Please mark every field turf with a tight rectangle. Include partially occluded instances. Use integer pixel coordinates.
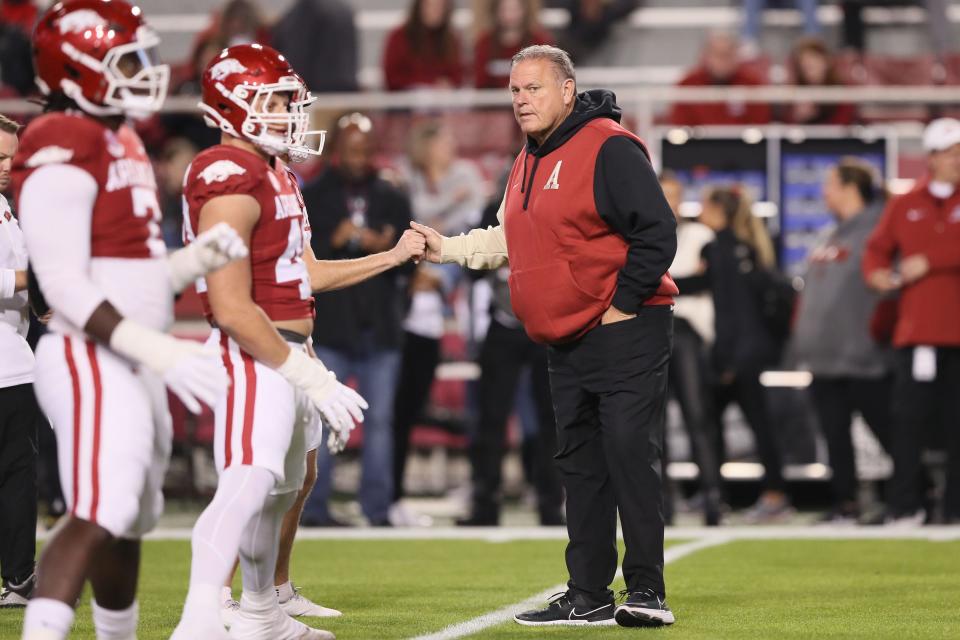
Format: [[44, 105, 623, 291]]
[[1, 536, 957, 639]]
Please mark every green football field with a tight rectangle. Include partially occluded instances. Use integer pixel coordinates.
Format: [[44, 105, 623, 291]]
[[2, 530, 959, 639]]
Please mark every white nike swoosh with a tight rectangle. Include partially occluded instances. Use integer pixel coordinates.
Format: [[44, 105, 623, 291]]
[[569, 604, 611, 619]]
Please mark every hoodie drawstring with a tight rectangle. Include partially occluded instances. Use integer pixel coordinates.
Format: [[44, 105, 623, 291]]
[[522, 155, 540, 211]]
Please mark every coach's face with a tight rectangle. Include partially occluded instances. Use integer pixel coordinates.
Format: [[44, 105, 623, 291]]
[[510, 59, 575, 144], [0, 129, 18, 192]]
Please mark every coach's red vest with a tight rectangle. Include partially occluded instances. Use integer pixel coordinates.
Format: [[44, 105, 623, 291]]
[[504, 117, 676, 345]]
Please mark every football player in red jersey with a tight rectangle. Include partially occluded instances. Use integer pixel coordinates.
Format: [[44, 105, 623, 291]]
[[171, 44, 424, 640], [11, 2, 248, 639]]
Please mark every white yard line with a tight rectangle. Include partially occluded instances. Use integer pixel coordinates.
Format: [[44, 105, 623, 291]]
[[408, 536, 732, 640]]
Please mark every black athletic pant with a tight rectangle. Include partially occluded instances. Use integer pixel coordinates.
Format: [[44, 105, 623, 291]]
[[713, 369, 785, 492], [809, 376, 892, 508], [468, 319, 563, 523], [0, 383, 40, 585], [888, 347, 960, 519], [549, 306, 672, 603], [667, 319, 723, 506], [392, 331, 441, 501]]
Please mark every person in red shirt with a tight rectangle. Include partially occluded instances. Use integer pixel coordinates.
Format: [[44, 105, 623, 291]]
[[669, 32, 771, 126], [473, 0, 552, 89], [863, 118, 960, 525], [782, 37, 856, 126], [382, 0, 463, 90]]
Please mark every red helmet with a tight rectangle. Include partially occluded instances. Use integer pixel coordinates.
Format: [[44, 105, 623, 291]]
[[33, 0, 168, 118], [199, 44, 324, 163]]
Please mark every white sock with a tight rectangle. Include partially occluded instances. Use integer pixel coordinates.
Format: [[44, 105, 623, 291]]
[[92, 599, 138, 640], [237, 490, 295, 594], [22, 597, 74, 640], [178, 465, 274, 629], [220, 586, 233, 606], [276, 581, 294, 604], [240, 585, 278, 616]]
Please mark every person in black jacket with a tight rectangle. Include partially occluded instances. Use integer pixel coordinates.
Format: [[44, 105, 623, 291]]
[[677, 186, 792, 523], [299, 113, 413, 527]]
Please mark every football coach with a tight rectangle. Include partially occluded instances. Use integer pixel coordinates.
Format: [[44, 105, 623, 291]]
[[412, 44, 679, 628]]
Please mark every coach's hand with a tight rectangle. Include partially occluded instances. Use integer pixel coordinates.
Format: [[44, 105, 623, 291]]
[[167, 222, 249, 293], [275, 348, 369, 451], [600, 305, 636, 325], [409, 221, 443, 263], [390, 228, 427, 265], [109, 320, 226, 413]]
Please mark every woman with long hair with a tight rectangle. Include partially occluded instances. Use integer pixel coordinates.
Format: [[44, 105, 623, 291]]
[[678, 185, 792, 523], [784, 36, 856, 125], [473, 0, 552, 88], [383, 0, 464, 90]]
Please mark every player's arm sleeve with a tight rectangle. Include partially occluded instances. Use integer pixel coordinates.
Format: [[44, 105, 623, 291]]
[[0, 269, 18, 299], [595, 135, 678, 312], [440, 192, 509, 270], [18, 164, 105, 329]]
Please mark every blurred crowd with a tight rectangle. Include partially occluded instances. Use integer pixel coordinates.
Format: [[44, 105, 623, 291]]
[[2, 0, 958, 529]]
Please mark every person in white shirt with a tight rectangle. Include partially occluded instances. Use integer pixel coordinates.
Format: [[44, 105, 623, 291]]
[[0, 114, 40, 608]]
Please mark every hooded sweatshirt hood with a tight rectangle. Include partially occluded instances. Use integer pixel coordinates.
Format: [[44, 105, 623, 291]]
[[519, 89, 623, 209]]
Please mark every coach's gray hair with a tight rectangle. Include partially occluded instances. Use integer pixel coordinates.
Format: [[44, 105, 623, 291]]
[[0, 114, 21, 135], [511, 45, 576, 85]]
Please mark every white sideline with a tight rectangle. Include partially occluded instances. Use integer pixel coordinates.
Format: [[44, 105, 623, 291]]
[[408, 537, 732, 640]]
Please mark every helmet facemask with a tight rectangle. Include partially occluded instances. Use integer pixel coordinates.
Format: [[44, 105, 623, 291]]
[[59, 25, 169, 119], [203, 76, 326, 163]]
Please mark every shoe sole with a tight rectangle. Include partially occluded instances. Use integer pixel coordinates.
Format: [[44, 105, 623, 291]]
[[615, 607, 676, 627], [513, 616, 617, 627]]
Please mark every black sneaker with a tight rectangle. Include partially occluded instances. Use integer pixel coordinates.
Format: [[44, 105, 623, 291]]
[[514, 591, 615, 626], [0, 573, 36, 608], [615, 588, 675, 627]]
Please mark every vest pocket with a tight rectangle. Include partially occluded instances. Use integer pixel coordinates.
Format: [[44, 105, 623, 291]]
[[508, 260, 607, 343]]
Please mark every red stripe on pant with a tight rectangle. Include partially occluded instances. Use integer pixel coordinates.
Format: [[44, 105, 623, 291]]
[[220, 332, 236, 468], [240, 352, 257, 465], [63, 337, 81, 517], [85, 341, 103, 523]]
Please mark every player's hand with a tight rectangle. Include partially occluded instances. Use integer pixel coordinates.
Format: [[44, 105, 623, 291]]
[[409, 221, 443, 263], [390, 228, 427, 265], [319, 379, 368, 454], [167, 222, 249, 293], [109, 320, 226, 414], [275, 348, 369, 447], [866, 268, 902, 292]]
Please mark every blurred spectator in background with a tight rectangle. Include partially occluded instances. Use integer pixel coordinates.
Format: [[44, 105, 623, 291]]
[[383, 0, 464, 90], [297, 113, 413, 527], [0, 0, 37, 35], [678, 186, 791, 523], [474, 0, 552, 89], [156, 137, 199, 248], [210, 0, 269, 48], [554, 0, 639, 63], [841, 1, 951, 62], [660, 172, 723, 527], [272, 0, 358, 93], [790, 158, 891, 524], [783, 37, 856, 125], [0, 16, 34, 96], [391, 121, 486, 525], [457, 187, 564, 527], [863, 118, 960, 525], [741, 0, 820, 58], [669, 32, 772, 126]]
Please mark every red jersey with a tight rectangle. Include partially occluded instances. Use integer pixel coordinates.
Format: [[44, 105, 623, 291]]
[[182, 145, 314, 323], [862, 179, 960, 347], [12, 111, 165, 259], [668, 66, 772, 126]]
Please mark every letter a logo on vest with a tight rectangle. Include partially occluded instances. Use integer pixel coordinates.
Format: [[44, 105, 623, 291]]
[[543, 161, 562, 190]]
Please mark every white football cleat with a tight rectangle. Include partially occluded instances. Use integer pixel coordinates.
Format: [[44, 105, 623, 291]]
[[169, 621, 231, 640], [221, 597, 243, 629], [229, 605, 335, 640], [279, 585, 342, 618]]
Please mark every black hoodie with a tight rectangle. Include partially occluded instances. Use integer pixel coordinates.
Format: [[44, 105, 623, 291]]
[[516, 89, 677, 314]]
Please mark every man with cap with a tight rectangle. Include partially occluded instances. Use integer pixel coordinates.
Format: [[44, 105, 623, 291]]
[[863, 118, 960, 524]]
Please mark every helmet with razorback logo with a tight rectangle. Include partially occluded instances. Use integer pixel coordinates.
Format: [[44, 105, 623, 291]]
[[199, 43, 325, 163], [32, 0, 169, 118]]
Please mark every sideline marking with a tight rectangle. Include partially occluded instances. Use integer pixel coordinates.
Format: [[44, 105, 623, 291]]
[[408, 536, 732, 640]]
